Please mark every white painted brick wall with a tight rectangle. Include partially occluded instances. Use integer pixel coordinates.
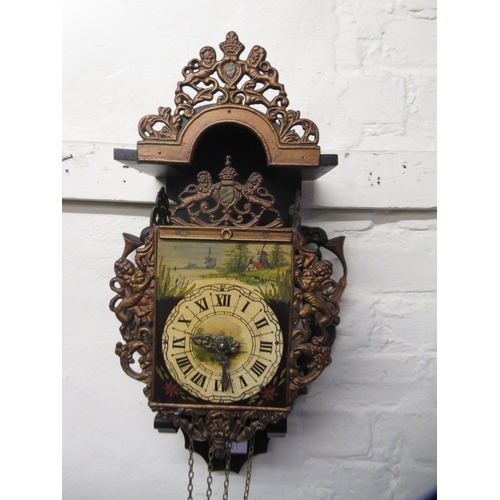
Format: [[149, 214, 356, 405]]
[[62, 1, 436, 499]]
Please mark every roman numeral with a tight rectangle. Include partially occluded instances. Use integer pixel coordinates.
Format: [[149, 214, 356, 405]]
[[214, 379, 233, 392], [194, 297, 208, 312], [191, 372, 207, 389], [177, 314, 191, 325], [172, 336, 186, 349], [250, 360, 267, 378], [259, 341, 273, 354], [254, 316, 269, 329], [175, 355, 194, 375], [238, 375, 248, 388], [216, 294, 231, 307], [241, 300, 250, 313]]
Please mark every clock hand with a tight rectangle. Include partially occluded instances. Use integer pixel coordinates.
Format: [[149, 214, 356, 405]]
[[192, 334, 240, 391], [218, 352, 230, 392], [214, 336, 240, 391]]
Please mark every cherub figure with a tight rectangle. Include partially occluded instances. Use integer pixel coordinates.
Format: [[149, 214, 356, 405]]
[[295, 260, 335, 344], [130, 286, 154, 342], [110, 257, 154, 341]]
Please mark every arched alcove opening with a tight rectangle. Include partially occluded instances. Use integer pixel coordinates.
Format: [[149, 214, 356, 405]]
[[191, 123, 268, 176], [165, 123, 301, 224]]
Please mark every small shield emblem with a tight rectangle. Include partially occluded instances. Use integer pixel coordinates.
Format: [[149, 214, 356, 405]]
[[223, 63, 236, 78], [220, 187, 235, 205]]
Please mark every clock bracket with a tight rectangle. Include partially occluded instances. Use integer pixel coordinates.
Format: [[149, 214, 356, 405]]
[[154, 413, 288, 473]]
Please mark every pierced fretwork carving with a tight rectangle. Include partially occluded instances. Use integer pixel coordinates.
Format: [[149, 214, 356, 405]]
[[138, 31, 318, 146], [171, 156, 283, 228]]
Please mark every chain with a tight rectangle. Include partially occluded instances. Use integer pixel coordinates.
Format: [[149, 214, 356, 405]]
[[187, 437, 194, 500], [206, 443, 214, 499], [188, 439, 253, 500], [243, 437, 255, 500], [222, 442, 232, 500]]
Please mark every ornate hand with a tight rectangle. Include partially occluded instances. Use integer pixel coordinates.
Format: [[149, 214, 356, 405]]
[[192, 334, 240, 391]]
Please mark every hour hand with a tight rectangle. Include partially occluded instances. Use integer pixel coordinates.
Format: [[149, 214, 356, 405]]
[[218, 352, 230, 392], [192, 334, 240, 391]]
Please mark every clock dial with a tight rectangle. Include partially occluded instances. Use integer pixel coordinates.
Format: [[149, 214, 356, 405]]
[[163, 283, 283, 403]]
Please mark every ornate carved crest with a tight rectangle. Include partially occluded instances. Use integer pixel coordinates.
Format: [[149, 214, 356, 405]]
[[138, 31, 318, 146], [171, 156, 283, 228]]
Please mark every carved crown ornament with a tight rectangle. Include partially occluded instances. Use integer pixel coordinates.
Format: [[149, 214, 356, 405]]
[[136, 31, 321, 167]]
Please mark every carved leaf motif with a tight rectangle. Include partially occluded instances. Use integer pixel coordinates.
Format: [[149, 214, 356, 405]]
[[273, 109, 319, 144], [137, 107, 181, 140], [175, 78, 220, 114]]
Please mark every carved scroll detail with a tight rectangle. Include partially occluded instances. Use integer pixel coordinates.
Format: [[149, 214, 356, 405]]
[[138, 31, 318, 145], [289, 230, 347, 402], [109, 230, 155, 397]]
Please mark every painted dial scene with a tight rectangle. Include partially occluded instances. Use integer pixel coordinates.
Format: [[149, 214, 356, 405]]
[[154, 233, 293, 406]]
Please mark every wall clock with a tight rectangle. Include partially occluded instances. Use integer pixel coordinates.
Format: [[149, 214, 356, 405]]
[[110, 32, 347, 498]]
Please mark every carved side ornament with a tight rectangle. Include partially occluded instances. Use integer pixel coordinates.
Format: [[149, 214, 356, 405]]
[[109, 230, 155, 397], [289, 229, 347, 402]]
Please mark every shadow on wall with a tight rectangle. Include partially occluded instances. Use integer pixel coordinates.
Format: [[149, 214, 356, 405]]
[[420, 490, 437, 500]]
